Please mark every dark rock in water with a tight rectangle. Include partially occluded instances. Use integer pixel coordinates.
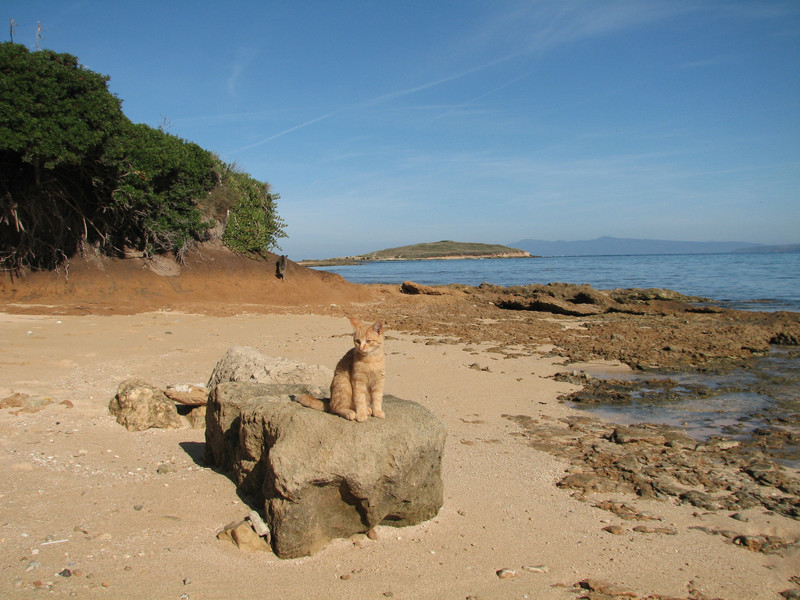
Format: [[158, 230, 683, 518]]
[[771, 332, 799, 345], [401, 281, 444, 295], [205, 381, 446, 558]]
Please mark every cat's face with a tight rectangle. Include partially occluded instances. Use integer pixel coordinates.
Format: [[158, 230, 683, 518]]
[[351, 319, 383, 355]]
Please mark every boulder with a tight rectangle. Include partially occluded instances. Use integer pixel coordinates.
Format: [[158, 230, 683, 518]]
[[204, 381, 446, 558], [207, 346, 332, 391], [109, 379, 183, 431]]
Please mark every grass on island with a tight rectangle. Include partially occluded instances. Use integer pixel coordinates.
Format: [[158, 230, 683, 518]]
[[300, 240, 530, 266]]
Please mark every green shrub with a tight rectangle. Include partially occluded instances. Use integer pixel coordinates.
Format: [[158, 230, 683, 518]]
[[0, 42, 287, 273], [107, 123, 217, 259], [0, 42, 126, 271], [219, 162, 287, 257]]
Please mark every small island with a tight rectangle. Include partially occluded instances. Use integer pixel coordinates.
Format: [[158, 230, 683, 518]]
[[298, 240, 533, 266]]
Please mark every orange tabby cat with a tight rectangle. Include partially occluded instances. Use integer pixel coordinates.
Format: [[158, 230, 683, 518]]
[[294, 317, 385, 422]]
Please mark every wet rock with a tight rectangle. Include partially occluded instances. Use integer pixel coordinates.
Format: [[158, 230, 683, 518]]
[[504, 297, 605, 316], [771, 332, 799, 345], [611, 426, 667, 446], [400, 281, 444, 295], [696, 438, 740, 452], [609, 287, 712, 304], [504, 412, 800, 519]]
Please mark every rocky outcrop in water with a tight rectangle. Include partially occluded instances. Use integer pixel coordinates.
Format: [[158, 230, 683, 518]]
[[485, 282, 714, 317]]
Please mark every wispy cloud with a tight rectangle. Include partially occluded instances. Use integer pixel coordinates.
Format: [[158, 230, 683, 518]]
[[227, 57, 511, 154], [226, 44, 259, 99], [680, 56, 729, 69], [227, 2, 761, 157], [461, 1, 694, 61], [230, 108, 348, 153]]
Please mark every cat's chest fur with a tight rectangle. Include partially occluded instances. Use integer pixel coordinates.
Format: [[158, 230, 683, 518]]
[[347, 348, 384, 382]]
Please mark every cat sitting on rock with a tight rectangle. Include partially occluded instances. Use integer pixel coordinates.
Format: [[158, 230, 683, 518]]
[[295, 318, 385, 422]]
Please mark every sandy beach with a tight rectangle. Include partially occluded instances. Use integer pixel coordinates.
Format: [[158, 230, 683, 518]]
[[1, 253, 799, 599]]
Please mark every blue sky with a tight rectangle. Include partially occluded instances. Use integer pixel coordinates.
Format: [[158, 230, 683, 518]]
[[7, 1, 800, 259]]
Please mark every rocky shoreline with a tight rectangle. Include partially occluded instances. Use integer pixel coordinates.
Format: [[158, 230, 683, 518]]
[[378, 281, 800, 369]]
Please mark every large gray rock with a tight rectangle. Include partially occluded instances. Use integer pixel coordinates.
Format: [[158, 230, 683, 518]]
[[109, 379, 183, 431], [204, 381, 446, 558], [206, 346, 332, 391]]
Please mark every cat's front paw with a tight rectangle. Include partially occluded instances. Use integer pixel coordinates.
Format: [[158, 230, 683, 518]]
[[355, 409, 370, 422], [372, 408, 385, 419]]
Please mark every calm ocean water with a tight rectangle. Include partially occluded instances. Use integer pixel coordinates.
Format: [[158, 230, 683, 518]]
[[314, 253, 800, 312]]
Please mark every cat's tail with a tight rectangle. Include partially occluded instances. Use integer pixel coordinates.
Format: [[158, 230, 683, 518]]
[[292, 394, 329, 412]]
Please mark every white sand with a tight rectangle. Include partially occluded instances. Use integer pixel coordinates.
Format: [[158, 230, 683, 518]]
[[1, 311, 797, 599]]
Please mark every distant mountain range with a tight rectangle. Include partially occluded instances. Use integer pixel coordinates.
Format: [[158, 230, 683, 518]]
[[510, 236, 800, 256]]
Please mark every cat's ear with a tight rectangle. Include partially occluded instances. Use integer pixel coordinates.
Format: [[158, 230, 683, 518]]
[[372, 321, 383, 334], [349, 316, 360, 329]]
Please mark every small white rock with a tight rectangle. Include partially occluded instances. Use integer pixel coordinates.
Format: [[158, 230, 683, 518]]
[[522, 565, 549, 573], [247, 510, 270, 538], [496, 568, 517, 579]]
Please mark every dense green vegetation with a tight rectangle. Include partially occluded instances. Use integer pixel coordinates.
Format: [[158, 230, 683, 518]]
[[0, 42, 285, 274]]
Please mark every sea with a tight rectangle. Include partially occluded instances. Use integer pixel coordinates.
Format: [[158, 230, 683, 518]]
[[315, 252, 800, 461], [312, 252, 800, 312]]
